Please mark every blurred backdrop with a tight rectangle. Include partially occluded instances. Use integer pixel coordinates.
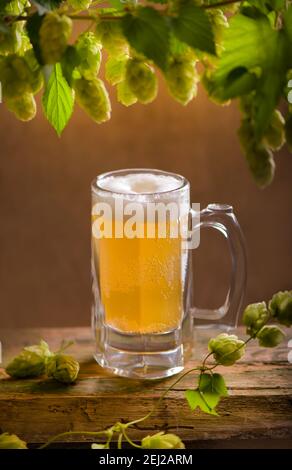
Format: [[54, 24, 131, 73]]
[[1, 79, 292, 328]]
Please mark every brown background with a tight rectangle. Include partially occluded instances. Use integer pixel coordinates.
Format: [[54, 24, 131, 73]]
[[1, 79, 291, 328]]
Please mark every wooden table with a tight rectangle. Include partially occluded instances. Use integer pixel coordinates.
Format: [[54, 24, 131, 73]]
[[0, 327, 292, 448]]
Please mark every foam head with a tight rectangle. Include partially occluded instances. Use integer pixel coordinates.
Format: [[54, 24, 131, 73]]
[[97, 172, 182, 194]]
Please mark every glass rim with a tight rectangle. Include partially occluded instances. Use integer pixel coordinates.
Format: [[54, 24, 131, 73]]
[[91, 168, 189, 197]]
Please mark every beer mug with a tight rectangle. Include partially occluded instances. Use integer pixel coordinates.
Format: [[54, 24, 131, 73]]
[[91, 169, 246, 379]]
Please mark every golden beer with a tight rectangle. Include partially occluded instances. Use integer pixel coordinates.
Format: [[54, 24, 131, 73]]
[[92, 220, 183, 334]]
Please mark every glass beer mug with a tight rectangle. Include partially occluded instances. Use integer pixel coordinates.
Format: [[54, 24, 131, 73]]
[[91, 169, 246, 379]]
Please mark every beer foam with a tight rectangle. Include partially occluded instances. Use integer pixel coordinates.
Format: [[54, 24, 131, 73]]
[[98, 173, 182, 195]]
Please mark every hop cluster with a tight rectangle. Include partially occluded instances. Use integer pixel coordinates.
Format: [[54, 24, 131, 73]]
[[141, 432, 185, 449], [46, 354, 80, 384], [208, 333, 245, 366], [165, 56, 198, 105], [39, 13, 72, 64], [6, 340, 51, 378], [269, 291, 292, 327], [95, 20, 128, 55], [125, 59, 158, 104], [243, 301, 270, 337], [74, 77, 111, 123], [75, 32, 102, 80], [0, 432, 27, 449]]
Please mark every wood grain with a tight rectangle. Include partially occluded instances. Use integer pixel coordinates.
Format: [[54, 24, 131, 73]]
[[0, 327, 292, 448]]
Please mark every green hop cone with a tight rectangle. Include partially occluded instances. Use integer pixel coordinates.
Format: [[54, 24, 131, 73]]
[[0, 23, 22, 55], [0, 54, 43, 98], [6, 340, 51, 378], [141, 432, 185, 449], [74, 77, 111, 123], [269, 291, 292, 327], [238, 120, 275, 188], [46, 354, 79, 384], [285, 114, 292, 152], [76, 32, 102, 80], [95, 19, 128, 55], [105, 54, 128, 86], [117, 80, 137, 107], [257, 325, 286, 348], [208, 333, 245, 366], [0, 432, 27, 449], [68, 0, 92, 9], [0, 0, 29, 15], [39, 13, 72, 64], [263, 110, 285, 151], [243, 301, 270, 337], [125, 59, 158, 104], [6, 93, 36, 121], [165, 57, 198, 105]]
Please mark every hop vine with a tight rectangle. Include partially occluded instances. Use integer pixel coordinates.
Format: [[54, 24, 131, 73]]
[[0, 0, 292, 186]]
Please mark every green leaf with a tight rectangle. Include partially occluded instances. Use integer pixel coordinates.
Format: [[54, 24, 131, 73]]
[[199, 373, 228, 397], [185, 389, 219, 416], [42, 63, 74, 136], [171, 1, 216, 56], [121, 7, 170, 70], [209, 12, 287, 136]]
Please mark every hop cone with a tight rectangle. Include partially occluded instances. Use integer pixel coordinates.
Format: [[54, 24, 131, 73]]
[[257, 325, 285, 348], [6, 340, 51, 378], [269, 291, 292, 327], [141, 432, 185, 449], [76, 32, 102, 79], [165, 57, 198, 105], [0, 432, 27, 449], [47, 354, 79, 384], [6, 93, 36, 121], [243, 301, 270, 337], [263, 110, 285, 151], [208, 333, 245, 366], [95, 20, 128, 54], [125, 59, 158, 104], [39, 13, 72, 64], [74, 77, 111, 123]]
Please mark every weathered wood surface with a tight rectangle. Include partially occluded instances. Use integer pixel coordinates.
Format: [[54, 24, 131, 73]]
[[0, 327, 292, 448]]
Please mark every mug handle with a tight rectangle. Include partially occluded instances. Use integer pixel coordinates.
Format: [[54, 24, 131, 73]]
[[190, 204, 247, 329]]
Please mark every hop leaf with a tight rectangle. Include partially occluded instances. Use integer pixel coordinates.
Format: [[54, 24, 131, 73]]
[[0, 432, 27, 449], [269, 291, 292, 327], [6, 93, 36, 121], [243, 301, 270, 337], [74, 77, 111, 123], [141, 432, 185, 449], [46, 354, 80, 384], [125, 59, 158, 104], [208, 333, 245, 366], [257, 325, 286, 348], [6, 340, 51, 378], [165, 56, 198, 105], [95, 19, 128, 55], [39, 13, 72, 64], [263, 110, 285, 151], [76, 32, 102, 80]]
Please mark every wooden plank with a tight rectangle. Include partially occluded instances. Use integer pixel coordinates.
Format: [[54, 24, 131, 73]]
[[0, 327, 291, 446]]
